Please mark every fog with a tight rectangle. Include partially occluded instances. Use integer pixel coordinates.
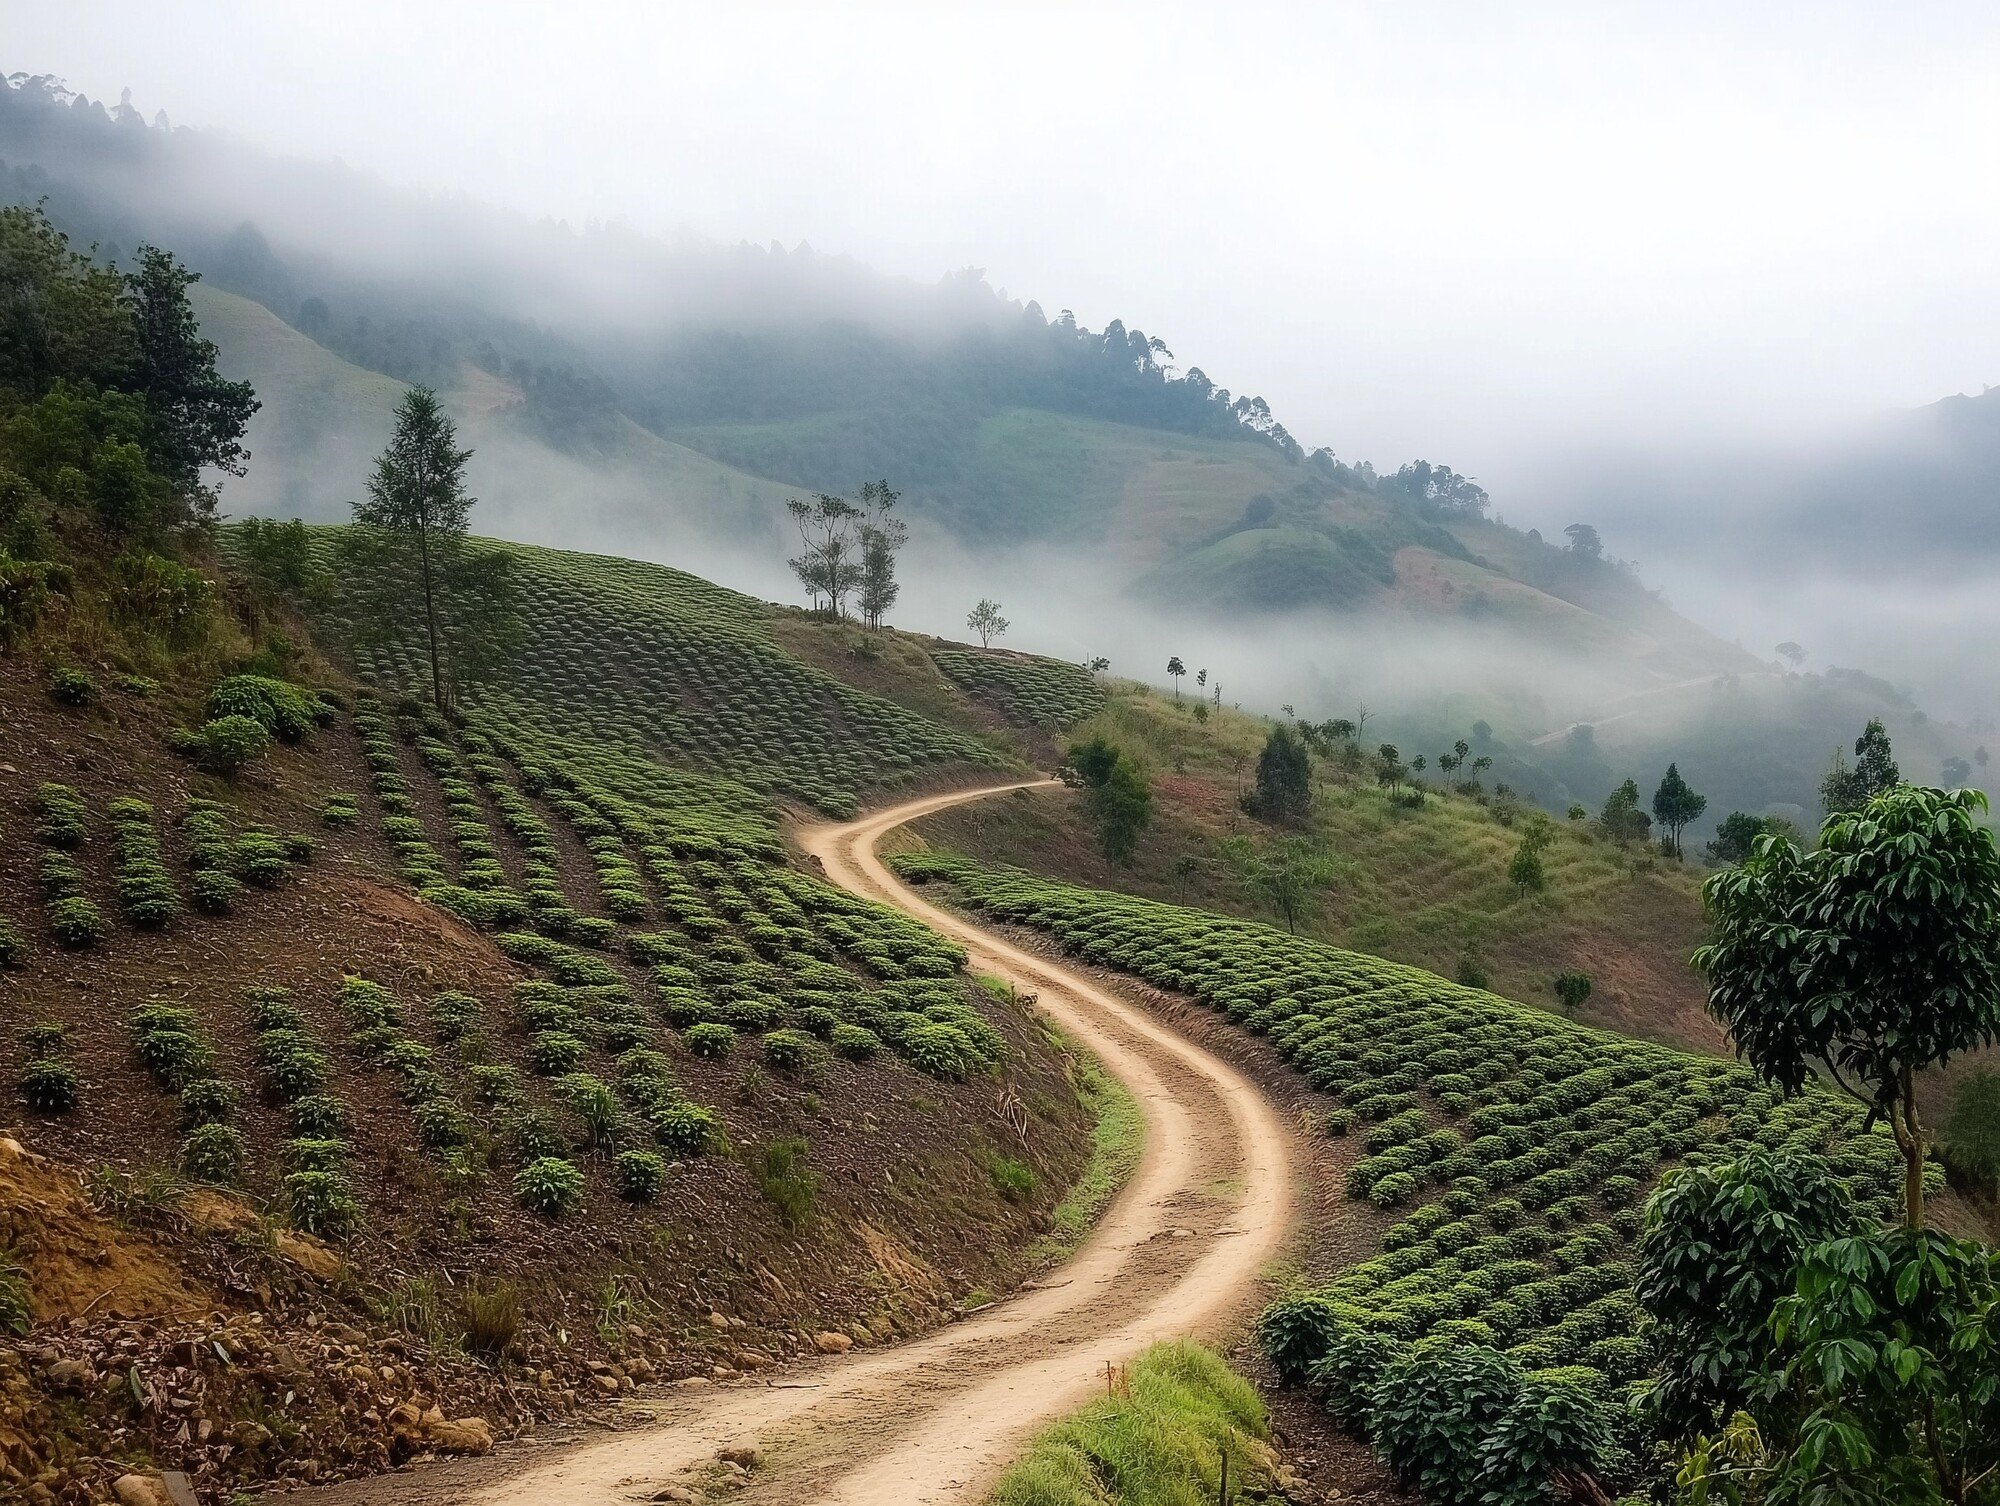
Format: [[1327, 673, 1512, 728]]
[[18, 2, 2000, 464], [11, 2, 2000, 756]]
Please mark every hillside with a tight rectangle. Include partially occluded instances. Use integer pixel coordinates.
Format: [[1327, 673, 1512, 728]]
[[902, 680, 1719, 1053], [0, 382, 1115, 1506]]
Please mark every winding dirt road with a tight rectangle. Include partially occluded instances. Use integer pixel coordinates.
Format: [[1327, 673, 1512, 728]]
[[327, 778, 1298, 1505]]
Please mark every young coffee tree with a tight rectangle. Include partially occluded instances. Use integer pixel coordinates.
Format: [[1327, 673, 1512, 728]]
[[1694, 785, 2000, 1227]]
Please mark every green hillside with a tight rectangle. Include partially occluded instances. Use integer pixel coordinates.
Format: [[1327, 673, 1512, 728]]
[[196, 284, 799, 549]]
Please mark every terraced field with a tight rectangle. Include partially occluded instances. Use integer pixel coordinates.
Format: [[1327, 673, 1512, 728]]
[[889, 855, 1911, 1401], [929, 649, 1107, 731]]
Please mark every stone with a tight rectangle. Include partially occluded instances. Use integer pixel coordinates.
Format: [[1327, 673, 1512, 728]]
[[718, 1445, 762, 1469], [648, 1488, 697, 1503], [706, 1311, 731, 1329], [810, 1331, 852, 1355], [730, 1350, 773, 1371], [589, 1373, 621, 1394], [43, 1359, 91, 1392], [426, 1417, 493, 1455], [111, 1476, 173, 1506]]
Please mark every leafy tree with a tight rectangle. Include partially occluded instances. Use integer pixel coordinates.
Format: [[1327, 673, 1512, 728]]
[[1244, 724, 1313, 824], [1940, 1066, 2000, 1197], [1694, 785, 2000, 1227], [1651, 762, 1707, 857], [1374, 743, 1406, 793], [1066, 735, 1151, 863], [1087, 655, 1109, 674], [1551, 969, 1591, 1012], [786, 493, 862, 618], [1705, 811, 1793, 866], [1775, 641, 1805, 669], [1563, 523, 1603, 560], [1942, 755, 1974, 787], [1765, 1228, 2000, 1504], [855, 478, 906, 629], [235, 516, 324, 604], [967, 597, 1008, 648], [345, 386, 514, 711], [1508, 818, 1553, 897], [125, 245, 259, 495], [1597, 779, 1652, 845], [1819, 717, 1900, 815], [1224, 836, 1334, 934], [1635, 1149, 1863, 1445], [1166, 655, 1185, 701]]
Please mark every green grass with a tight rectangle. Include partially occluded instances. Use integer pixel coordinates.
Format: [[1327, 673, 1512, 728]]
[[1031, 1027, 1145, 1266], [988, 1340, 1271, 1506]]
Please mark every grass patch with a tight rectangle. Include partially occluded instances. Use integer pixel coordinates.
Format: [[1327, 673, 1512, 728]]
[[988, 1340, 1271, 1506], [1031, 1027, 1144, 1267], [749, 1136, 820, 1229]]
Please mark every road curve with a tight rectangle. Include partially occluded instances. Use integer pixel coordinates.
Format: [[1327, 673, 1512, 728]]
[[326, 778, 1298, 1506]]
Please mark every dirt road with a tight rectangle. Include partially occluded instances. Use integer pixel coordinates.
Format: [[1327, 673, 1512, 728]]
[[324, 778, 1298, 1505]]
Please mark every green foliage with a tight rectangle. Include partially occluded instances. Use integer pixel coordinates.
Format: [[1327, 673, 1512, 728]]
[[984, 1153, 1038, 1203], [1597, 778, 1652, 845], [0, 915, 27, 968], [0, 1253, 28, 1336], [1696, 785, 2000, 1226], [932, 649, 1104, 729], [683, 1022, 737, 1059], [988, 1341, 1270, 1506], [1067, 734, 1153, 864], [205, 674, 326, 742], [613, 1148, 668, 1203], [19, 1057, 81, 1115], [1940, 1067, 2000, 1196], [1551, 969, 1592, 1013], [1224, 835, 1335, 934], [47, 665, 97, 706], [760, 1027, 825, 1075], [1706, 810, 1792, 866], [32, 783, 88, 849], [1819, 717, 1900, 816], [513, 1156, 585, 1218], [175, 713, 272, 775], [285, 1169, 361, 1237], [180, 1122, 248, 1184], [109, 798, 179, 929], [749, 1136, 819, 1229], [46, 896, 104, 949], [1634, 1149, 1863, 1444], [1764, 1228, 2000, 1504], [1651, 763, 1708, 857], [1245, 723, 1314, 824], [649, 1101, 717, 1158]]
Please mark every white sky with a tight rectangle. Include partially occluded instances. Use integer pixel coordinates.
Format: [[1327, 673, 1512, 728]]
[[14, 0, 2000, 494]]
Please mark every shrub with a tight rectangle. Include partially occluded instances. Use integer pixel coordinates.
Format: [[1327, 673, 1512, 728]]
[[0, 916, 25, 968], [286, 1094, 350, 1138], [553, 1073, 621, 1148], [614, 1149, 667, 1203], [320, 794, 361, 828], [514, 1156, 586, 1217], [829, 1023, 880, 1060], [527, 1030, 586, 1075], [650, 1101, 717, 1158], [749, 1136, 819, 1229], [44, 894, 103, 949], [1552, 970, 1593, 1013], [901, 1021, 977, 1079], [429, 990, 482, 1042], [683, 1022, 737, 1059], [32, 784, 88, 849], [468, 1064, 523, 1104], [985, 1153, 1038, 1202], [413, 1099, 473, 1150], [205, 675, 323, 742], [1367, 1343, 1523, 1505], [761, 1028, 824, 1074], [20, 1058, 80, 1115], [178, 1077, 240, 1127], [183, 715, 271, 775], [48, 666, 97, 706], [285, 1170, 361, 1236], [190, 869, 240, 914], [508, 1111, 569, 1162], [181, 1123, 248, 1184]]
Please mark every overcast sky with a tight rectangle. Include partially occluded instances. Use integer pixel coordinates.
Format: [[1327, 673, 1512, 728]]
[[13, 1, 2000, 496]]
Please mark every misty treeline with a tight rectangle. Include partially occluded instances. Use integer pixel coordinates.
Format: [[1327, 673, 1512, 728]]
[[0, 70, 1543, 549]]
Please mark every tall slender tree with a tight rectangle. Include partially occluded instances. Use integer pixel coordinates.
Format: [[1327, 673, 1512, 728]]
[[855, 479, 906, 630], [1651, 763, 1707, 857], [347, 386, 513, 711]]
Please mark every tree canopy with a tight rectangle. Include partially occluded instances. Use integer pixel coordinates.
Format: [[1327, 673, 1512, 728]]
[[1694, 784, 2000, 1226]]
